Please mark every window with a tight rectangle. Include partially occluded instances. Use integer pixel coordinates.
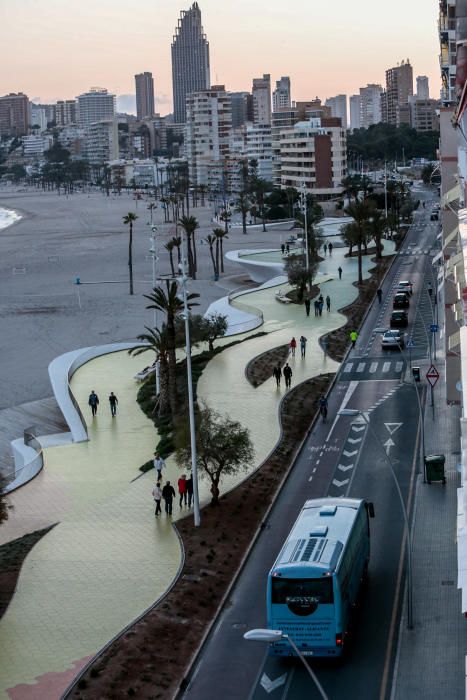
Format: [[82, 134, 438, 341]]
[[272, 577, 334, 605]]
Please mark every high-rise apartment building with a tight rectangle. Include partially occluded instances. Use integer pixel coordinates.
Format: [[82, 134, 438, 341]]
[[135, 72, 155, 120], [171, 2, 210, 124], [272, 77, 291, 111], [359, 84, 383, 128], [349, 95, 361, 131], [76, 88, 116, 128], [409, 98, 440, 131], [252, 74, 272, 126], [416, 75, 430, 99], [85, 119, 119, 165], [439, 0, 457, 104], [0, 93, 29, 137], [325, 95, 347, 130], [384, 60, 413, 125], [56, 100, 77, 126], [30, 105, 48, 132], [229, 92, 253, 129]]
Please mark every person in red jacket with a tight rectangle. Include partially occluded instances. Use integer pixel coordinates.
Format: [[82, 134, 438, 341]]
[[290, 337, 297, 357], [178, 474, 188, 507]]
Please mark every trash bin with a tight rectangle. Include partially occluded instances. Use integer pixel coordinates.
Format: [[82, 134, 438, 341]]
[[424, 454, 446, 485]]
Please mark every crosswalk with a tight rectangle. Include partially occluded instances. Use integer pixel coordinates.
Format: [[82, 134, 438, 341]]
[[341, 357, 405, 381], [398, 248, 438, 257]]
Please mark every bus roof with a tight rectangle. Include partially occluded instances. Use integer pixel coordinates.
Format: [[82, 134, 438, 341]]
[[271, 498, 364, 575]]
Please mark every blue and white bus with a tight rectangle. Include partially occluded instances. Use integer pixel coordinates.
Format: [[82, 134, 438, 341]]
[[267, 497, 374, 657]]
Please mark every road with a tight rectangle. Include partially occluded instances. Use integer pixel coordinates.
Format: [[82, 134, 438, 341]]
[[181, 185, 440, 700]]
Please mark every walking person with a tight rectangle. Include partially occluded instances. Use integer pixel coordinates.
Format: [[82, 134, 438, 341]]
[[162, 480, 176, 515], [153, 451, 165, 481], [281, 243, 285, 255], [304, 298, 311, 317], [318, 301, 323, 316], [323, 243, 328, 255], [178, 474, 188, 507], [314, 300, 319, 316], [290, 337, 297, 357], [88, 390, 99, 417], [286, 242, 290, 254], [350, 330, 358, 348], [326, 295, 331, 312], [283, 363, 293, 389], [328, 242, 333, 254], [186, 472, 193, 508], [108, 391, 118, 416], [338, 266, 343, 280], [152, 482, 162, 517], [272, 363, 282, 387], [300, 335, 307, 358], [318, 395, 328, 422], [377, 288, 383, 304]]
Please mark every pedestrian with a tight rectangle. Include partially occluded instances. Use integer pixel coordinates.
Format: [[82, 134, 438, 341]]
[[338, 266, 343, 280], [88, 390, 99, 417], [326, 295, 331, 312], [108, 391, 118, 416], [318, 294, 324, 305], [272, 363, 282, 387], [304, 298, 311, 317], [186, 472, 193, 508], [286, 242, 290, 254], [427, 283, 433, 298], [153, 451, 165, 481], [350, 330, 358, 348], [283, 363, 293, 388], [152, 481, 162, 517], [178, 474, 188, 507], [281, 243, 285, 255], [314, 300, 319, 316], [318, 301, 323, 316], [162, 480, 176, 515], [290, 337, 297, 357], [377, 288, 383, 304], [300, 335, 307, 357], [323, 243, 328, 255], [328, 242, 333, 254]]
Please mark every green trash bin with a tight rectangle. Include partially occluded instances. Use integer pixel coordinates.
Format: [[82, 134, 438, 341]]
[[424, 454, 446, 485]]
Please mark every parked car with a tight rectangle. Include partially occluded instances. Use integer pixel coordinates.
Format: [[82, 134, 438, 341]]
[[397, 280, 413, 296], [390, 310, 408, 328], [393, 293, 410, 309], [382, 329, 405, 349]]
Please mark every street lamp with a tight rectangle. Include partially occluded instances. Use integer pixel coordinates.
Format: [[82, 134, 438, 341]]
[[338, 409, 413, 629], [244, 629, 329, 700], [149, 225, 160, 395], [300, 181, 310, 285]]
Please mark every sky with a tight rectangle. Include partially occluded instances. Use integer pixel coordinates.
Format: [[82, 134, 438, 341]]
[[0, 0, 441, 114]]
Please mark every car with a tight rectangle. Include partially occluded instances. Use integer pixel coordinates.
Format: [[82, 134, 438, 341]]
[[390, 310, 408, 328], [393, 293, 410, 309], [397, 280, 413, 295], [382, 329, 405, 349]]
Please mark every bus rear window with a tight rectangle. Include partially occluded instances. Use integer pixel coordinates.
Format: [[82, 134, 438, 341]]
[[272, 577, 334, 605]]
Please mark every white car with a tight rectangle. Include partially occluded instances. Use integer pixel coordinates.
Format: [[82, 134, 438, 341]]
[[397, 280, 413, 295], [381, 329, 405, 349]]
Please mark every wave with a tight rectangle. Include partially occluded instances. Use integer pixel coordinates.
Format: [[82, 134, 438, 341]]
[[0, 207, 22, 230]]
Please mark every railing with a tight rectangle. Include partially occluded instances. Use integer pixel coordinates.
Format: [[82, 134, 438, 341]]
[[3, 427, 44, 493], [227, 286, 264, 332]]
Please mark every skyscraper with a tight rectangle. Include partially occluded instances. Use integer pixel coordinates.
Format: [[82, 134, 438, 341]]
[[359, 84, 383, 128], [171, 3, 210, 124], [349, 95, 361, 131], [325, 95, 347, 130], [76, 88, 116, 128], [252, 74, 271, 126], [384, 60, 413, 125], [272, 77, 291, 111], [416, 75, 430, 99], [135, 72, 155, 120], [0, 93, 29, 137]]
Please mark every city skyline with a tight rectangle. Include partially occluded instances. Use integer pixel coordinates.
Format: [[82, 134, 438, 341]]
[[0, 0, 439, 114]]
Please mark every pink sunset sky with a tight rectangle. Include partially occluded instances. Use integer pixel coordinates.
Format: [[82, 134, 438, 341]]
[[0, 0, 440, 113]]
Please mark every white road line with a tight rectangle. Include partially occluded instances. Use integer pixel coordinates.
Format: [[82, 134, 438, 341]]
[[343, 449, 358, 457], [338, 463, 354, 472], [332, 478, 350, 488], [343, 362, 353, 373], [369, 362, 378, 373], [395, 362, 403, 372], [357, 362, 366, 373], [382, 361, 391, 373]]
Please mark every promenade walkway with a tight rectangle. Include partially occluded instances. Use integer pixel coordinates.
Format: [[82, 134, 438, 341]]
[[0, 241, 393, 699]]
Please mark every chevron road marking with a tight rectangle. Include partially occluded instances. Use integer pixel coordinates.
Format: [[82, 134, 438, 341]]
[[348, 437, 362, 444], [332, 478, 350, 488], [260, 673, 288, 693], [338, 463, 354, 472], [351, 425, 366, 432], [343, 449, 358, 457]]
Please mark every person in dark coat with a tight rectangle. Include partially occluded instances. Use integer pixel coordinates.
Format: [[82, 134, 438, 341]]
[[272, 363, 282, 387], [186, 473, 193, 508], [162, 480, 176, 515], [88, 390, 99, 417], [328, 242, 333, 254], [304, 298, 311, 317], [283, 363, 293, 388], [338, 266, 343, 279]]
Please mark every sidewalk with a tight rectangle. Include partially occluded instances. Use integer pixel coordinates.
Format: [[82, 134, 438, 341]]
[[391, 325, 467, 698]]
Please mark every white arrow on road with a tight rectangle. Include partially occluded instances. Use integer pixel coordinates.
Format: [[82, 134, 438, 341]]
[[338, 463, 354, 472], [343, 449, 358, 457], [260, 673, 288, 693], [384, 438, 395, 455], [385, 422, 402, 435], [332, 478, 350, 488], [347, 437, 362, 444]]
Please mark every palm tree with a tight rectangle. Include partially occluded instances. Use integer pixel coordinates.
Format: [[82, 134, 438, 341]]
[[344, 199, 372, 284], [235, 192, 250, 234], [213, 227, 228, 274], [219, 207, 231, 233], [205, 234, 218, 276], [145, 282, 200, 416], [368, 209, 387, 260], [172, 235, 182, 264], [147, 202, 157, 225], [122, 212, 138, 295], [178, 215, 199, 279], [164, 240, 176, 276], [128, 326, 170, 416]]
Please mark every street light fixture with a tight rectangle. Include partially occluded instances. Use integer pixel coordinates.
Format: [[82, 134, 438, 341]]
[[300, 181, 310, 285], [149, 224, 160, 395], [244, 629, 329, 700], [338, 409, 413, 629]]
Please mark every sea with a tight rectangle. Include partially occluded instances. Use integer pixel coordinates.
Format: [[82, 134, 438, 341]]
[[0, 207, 21, 230]]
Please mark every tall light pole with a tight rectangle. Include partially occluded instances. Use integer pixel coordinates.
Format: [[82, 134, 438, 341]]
[[384, 162, 388, 221], [300, 181, 310, 283], [338, 409, 413, 629], [149, 224, 160, 394]]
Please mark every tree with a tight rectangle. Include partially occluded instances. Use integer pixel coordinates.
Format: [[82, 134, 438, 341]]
[[201, 313, 228, 352], [128, 326, 170, 416], [235, 191, 250, 234], [178, 215, 199, 279], [368, 209, 388, 260], [285, 255, 319, 303], [0, 479, 11, 526], [164, 240, 176, 277], [344, 199, 373, 283], [219, 207, 231, 233], [145, 282, 199, 415], [123, 212, 138, 295], [175, 404, 254, 505], [172, 235, 182, 264], [421, 162, 437, 185], [205, 234, 218, 277], [213, 227, 228, 274]]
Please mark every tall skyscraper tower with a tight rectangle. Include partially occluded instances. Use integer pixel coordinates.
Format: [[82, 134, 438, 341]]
[[272, 77, 291, 111], [135, 72, 155, 120], [416, 75, 430, 99], [384, 60, 413, 125], [171, 3, 210, 124], [252, 74, 271, 125]]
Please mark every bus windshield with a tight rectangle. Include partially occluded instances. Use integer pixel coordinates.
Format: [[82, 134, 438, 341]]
[[272, 577, 334, 605]]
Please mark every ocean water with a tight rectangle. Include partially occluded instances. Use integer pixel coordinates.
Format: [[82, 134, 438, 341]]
[[0, 207, 21, 230]]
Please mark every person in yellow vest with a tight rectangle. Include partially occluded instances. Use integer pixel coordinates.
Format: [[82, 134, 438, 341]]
[[350, 330, 358, 348]]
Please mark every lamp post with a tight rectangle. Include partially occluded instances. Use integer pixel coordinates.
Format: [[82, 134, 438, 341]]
[[300, 181, 310, 283], [244, 629, 329, 700], [149, 225, 160, 395], [338, 409, 413, 629]]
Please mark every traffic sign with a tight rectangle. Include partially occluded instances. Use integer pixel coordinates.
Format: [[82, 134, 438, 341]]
[[426, 364, 440, 387], [406, 339, 415, 348], [430, 324, 439, 333]]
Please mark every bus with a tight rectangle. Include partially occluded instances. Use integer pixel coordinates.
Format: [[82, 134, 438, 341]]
[[266, 497, 374, 658]]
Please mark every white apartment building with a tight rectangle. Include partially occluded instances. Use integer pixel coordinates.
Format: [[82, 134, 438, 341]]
[[30, 105, 48, 132], [325, 94, 347, 130], [76, 88, 116, 129], [278, 117, 346, 199], [56, 100, 77, 126], [245, 123, 273, 181], [22, 134, 53, 157], [272, 77, 291, 111], [185, 85, 231, 189], [359, 84, 383, 128], [57, 125, 86, 155], [416, 75, 430, 99], [252, 74, 272, 126], [85, 119, 119, 165], [349, 95, 361, 131]]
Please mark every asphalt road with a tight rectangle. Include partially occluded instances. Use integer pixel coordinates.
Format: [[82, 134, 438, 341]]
[[181, 185, 439, 700]]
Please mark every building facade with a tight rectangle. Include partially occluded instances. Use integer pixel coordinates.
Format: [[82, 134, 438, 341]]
[[349, 95, 361, 131], [439, 0, 457, 104], [171, 2, 210, 124], [359, 84, 383, 128], [30, 105, 48, 132], [252, 74, 271, 126], [325, 94, 347, 130], [272, 77, 291, 111], [56, 100, 77, 126], [384, 60, 413, 125], [76, 89, 116, 128], [135, 72, 155, 120], [85, 119, 119, 165], [409, 98, 440, 131], [0, 93, 29, 137], [416, 75, 430, 99], [229, 92, 253, 129], [22, 134, 53, 158]]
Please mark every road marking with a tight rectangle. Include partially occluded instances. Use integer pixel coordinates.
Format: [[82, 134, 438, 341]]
[[260, 672, 288, 693], [370, 362, 378, 373], [395, 361, 403, 372], [312, 467, 317, 473], [385, 422, 403, 435], [347, 437, 362, 444], [332, 478, 349, 488], [343, 362, 353, 373], [343, 449, 358, 457], [383, 437, 395, 455], [357, 362, 366, 373], [351, 424, 365, 433], [382, 362, 391, 373], [338, 463, 354, 472]]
